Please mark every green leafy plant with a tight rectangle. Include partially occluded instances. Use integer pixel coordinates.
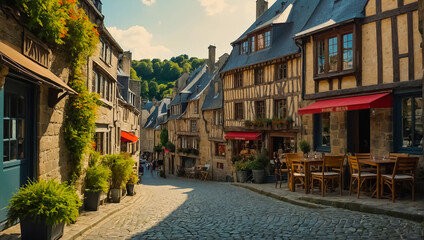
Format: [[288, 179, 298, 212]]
[[234, 161, 248, 171], [85, 164, 111, 193], [231, 155, 243, 164], [244, 120, 253, 127], [127, 174, 138, 184], [299, 140, 311, 154], [165, 141, 175, 152], [160, 129, 168, 146], [88, 150, 101, 167], [247, 148, 269, 170], [7, 180, 82, 225], [153, 144, 162, 153], [102, 153, 135, 189], [285, 116, 294, 124]]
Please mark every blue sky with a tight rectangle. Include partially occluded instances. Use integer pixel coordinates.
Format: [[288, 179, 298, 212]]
[[102, 0, 276, 60]]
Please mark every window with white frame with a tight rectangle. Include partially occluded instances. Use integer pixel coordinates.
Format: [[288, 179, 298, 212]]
[[93, 69, 113, 101], [100, 38, 112, 65]]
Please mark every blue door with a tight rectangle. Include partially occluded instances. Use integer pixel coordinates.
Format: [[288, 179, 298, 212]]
[[0, 78, 35, 229]]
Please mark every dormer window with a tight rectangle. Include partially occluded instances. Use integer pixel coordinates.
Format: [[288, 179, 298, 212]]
[[249, 28, 271, 53], [240, 41, 248, 55]]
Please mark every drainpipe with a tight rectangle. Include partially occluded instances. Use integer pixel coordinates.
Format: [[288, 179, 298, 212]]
[[202, 109, 213, 180], [295, 39, 306, 141]]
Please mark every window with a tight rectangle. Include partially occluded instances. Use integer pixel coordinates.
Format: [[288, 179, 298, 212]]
[[235, 103, 244, 120], [128, 91, 136, 105], [213, 110, 223, 125], [343, 33, 353, 70], [254, 67, 264, 85], [240, 41, 248, 54], [234, 72, 243, 88], [215, 143, 226, 157], [264, 31, 271, 48], [275, 63, 287, 81], [93, 69, 113, 101], [251, 36, 255, 52], [121, 142, 127, 152], [190, 120, 197, 132], [394, 93, 423, 153], [181, 137, 198, 149], [257, 32, 265, 50], [255, 101, 265, 119], [123, 108, 129, 122], [3, 93, 26, 162], [274, 99, 287, 119], [214, 81, 219, 96], [100, 38, 112, 65], [95, 132, 105, 154], [216, 162, 224, 169], [315, 30, 354, 76], [314, 113, 331, 152]]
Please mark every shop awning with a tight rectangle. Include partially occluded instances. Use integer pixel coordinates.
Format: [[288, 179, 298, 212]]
[[0, 41, 76, 94], [298, 93, 392, 115], [225, 132, 262, 141], [121, 131, 138, 143]]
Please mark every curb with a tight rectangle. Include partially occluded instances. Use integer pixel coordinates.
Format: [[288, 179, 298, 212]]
[[63, 185, 145, 240], [232, 183, 424, 224]]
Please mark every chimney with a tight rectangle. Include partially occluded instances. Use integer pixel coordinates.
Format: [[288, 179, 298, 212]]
[[208, 45, 216, 75], [256, 0, 268, 19], [122, 51, 132, 77]]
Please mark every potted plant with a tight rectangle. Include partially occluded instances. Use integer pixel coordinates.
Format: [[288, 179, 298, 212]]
[[285, 116, 294, 127], [249, 148, 268, 184], [102, 153, 134, 203], [244, 120, 253, 127], [235, 160, 249, 183], [299, 140, 311, 157], [126, 174, 138, 196], [84, 164, 111, 211], [7, 180, 81, 240]]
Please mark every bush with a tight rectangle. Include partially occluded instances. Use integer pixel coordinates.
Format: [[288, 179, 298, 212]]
[[234, 161, 248, 171], [153, 144, 162, 153], [247, 148, 269, 170], [88, 150, 101, 167], [85, 164, 111, 193], [165, 141, 175, 152], [7, 180, 82, 225], [127, 174, 138, 184], [102, 153, 135, 189], [299, 140, 311, 154]]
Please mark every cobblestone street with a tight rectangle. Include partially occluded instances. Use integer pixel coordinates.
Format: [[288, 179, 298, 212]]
[[76, 169, 423, 240]]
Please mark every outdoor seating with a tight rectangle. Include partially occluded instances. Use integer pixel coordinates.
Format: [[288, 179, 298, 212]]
[[381, 157, 419, 202], [286, 153, 305, 192], [200, 164, 210, 181], [355, 153, 376, 172], [348, 156, 377, 199], [311, 155, 344, 197]]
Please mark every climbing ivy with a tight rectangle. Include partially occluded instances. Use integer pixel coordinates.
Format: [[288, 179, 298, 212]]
[[15, 0, 100, 183]]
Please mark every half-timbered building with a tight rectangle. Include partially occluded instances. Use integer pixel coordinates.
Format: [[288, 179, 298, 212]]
[[295, 0, 423, 163], [221, 0, 315, 171]]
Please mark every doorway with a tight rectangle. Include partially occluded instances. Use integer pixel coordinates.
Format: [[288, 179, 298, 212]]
[[0, 78, 36, 228], [347, 109, 370, 153]]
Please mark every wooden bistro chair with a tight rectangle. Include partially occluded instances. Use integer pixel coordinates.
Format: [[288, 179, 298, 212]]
[[285, 153, 304, 192], [347, 156, 377, 199], [355, 153, 376, 172], [311, 155, 344, 197], [381, 157, 419, 202]]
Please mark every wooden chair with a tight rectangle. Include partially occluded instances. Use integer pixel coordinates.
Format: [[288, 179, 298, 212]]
[[286, 153, 306, 192], [355, 153, 376, 172], [311, 155, 344, 197], [381, 157, 419, 202], [388, 153, 409, 160], [348, 156, 377, 199]]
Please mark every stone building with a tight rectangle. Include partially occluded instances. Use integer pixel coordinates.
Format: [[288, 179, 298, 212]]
[[117, 51, 142, 166], [166, 46, 227, 177], [295, 0, 422, 165], [220, 0, 312, 176]]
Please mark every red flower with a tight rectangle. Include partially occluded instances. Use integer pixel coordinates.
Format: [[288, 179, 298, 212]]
[[58, 0, 63, 5]]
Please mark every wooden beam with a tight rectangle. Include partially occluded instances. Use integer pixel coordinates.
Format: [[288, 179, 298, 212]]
[[304, 79, 423, 100], [392, 16, 400, 82], [398, 0, 404, 7], [376, 0, 381, 14], [407, 11, 414, 81], [377, 19, 383, 84], [363, 2, 418, 24]]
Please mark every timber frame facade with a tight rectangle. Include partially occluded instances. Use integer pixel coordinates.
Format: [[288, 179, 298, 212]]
[[296, 0, 423, 162]]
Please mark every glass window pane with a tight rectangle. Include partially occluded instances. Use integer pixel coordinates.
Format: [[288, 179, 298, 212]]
[[11, 119, 16, 139], [10, 95, 17, 118], [329, 37, 338, 72], [18, 120, 25, 138], [4, 94, 10, 117], [402, 98, 412, 147], [317, 41, 325, 74], [17, 96, 25, 117], [251, 36, 255, 52], [322, 113, 330, 146], [343, 33, 353, 70], [4, 141, 9, 162], [4, 120, 9, 139], [18, 139, 24, 159], [10, 140, 17, 160], [414, 97, 423, 147]]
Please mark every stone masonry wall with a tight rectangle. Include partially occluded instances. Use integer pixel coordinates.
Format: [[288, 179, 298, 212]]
[[330, 112, 347, 156], [370, 108, 392, 157]]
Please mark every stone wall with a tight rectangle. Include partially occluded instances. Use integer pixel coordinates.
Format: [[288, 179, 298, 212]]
[[330, 112, 347, 156], [370, 108, 393, 157]]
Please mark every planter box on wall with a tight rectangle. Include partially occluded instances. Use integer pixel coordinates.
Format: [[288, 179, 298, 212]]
[[20, 218, 65, 240]]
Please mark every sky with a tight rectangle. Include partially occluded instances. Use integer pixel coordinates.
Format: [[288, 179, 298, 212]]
[[101, 0, 276, 61]]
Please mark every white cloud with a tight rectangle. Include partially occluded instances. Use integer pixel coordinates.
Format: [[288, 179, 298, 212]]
[[141, 0, 156, 6], [107, 26, 171, 60], [198, 0, 227, 16]]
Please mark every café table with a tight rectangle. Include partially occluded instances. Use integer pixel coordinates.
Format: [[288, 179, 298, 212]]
[[290, 158, 323, 194], [358, 158, 396, 199]]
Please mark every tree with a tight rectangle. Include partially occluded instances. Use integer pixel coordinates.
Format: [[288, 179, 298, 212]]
[[160, 129, 168, 146], [182, 62, 191, 73], [130, 67, 141, 80], [148, 81, 158, 100], [140, 80, 148, 99]]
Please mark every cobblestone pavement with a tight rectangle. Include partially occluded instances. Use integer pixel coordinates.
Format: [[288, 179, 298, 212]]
[[77, 170, 423, 240]]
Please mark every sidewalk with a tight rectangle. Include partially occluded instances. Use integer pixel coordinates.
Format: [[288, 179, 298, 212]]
[[232, 181, 424, 223], [0, 184, 145, 240]]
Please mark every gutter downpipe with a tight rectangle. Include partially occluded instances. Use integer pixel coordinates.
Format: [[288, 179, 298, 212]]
[[295, 38, 306, 140]]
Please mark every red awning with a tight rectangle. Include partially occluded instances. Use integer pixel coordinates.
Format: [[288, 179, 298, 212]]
[[225, 132, 262, 141], [298, 93, 392, 115], [121, 131, 138, 143]]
